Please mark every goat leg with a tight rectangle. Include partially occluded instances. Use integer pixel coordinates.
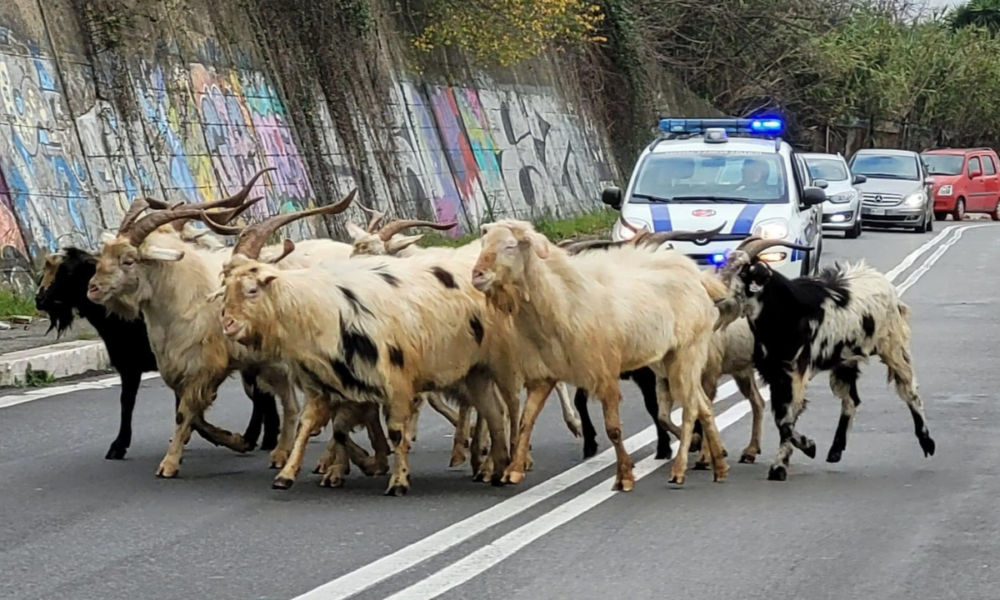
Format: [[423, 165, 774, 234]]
[[107, 370, 141, 460]]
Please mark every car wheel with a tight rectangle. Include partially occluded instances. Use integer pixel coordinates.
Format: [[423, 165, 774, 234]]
[[992, 200, 1000, 222], [845, 217, 861, 239], [934, 211, 947, 221], [914, 212, 929, 233], [953, 198, 965, 221]]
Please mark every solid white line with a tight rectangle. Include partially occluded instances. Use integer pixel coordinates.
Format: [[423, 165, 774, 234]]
[[0, 372, 161, 409], [385, 389, 770, 600], [290, 381, 739, 600], [884, 225, 958, 283], [895, 225, 988, 296]]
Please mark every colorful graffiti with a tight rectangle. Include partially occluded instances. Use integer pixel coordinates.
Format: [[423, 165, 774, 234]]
[[0, 27, 102, 269]]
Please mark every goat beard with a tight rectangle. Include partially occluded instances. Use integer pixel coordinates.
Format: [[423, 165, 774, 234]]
[[484, 282, 524, 316], [103, 295, 141, 321], [43, 304, 76, 338]]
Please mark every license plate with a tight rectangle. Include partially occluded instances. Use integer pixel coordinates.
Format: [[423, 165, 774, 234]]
[[867, 207, 885, 216]]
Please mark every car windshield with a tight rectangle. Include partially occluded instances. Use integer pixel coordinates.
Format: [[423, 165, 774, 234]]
[[804, 158, 848, 182], [921, 154, 964, 175], [849, 153, 919, 180], [630, 152, 788, 204]]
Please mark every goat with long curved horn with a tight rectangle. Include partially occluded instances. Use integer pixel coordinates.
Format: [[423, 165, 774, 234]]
[[225, 190, 358, 259], [358, 204, 387, 233], [377, 218, 458, 242], [717, 237, 813, 284], [117, 199, 152, 235]]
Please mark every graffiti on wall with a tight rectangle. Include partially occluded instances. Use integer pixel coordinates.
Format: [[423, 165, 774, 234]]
[[0, 27, 102, 270]]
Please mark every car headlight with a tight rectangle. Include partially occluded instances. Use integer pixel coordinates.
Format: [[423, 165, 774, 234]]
[[828, 191, 856, 204], [752, 218, 789, 240], [937, 185, 953, 197], [903, 192, 925, 208]]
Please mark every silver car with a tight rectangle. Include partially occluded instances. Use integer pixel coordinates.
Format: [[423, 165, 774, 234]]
[[803, 152, 865, 238], [847, 148, 935, 233]]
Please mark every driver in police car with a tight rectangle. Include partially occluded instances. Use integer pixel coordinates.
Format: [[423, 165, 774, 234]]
[[734, 157, 771, 194]]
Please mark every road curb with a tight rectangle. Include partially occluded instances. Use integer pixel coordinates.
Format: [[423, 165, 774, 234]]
[[0, 340, 110, 386]]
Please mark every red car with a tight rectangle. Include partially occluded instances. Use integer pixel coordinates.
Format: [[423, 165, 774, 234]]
[[921, 147, 1000, 221]]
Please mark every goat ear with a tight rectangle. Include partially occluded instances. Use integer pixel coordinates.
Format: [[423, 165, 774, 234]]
[[529, 234, 549, 259], [100, 231, 116, 245], [205, 287, 225, 303], [346, 221, 368, 240], [140, 245, 185, 262], [386, 234, 424, 254], [259, 273, 278, 287]]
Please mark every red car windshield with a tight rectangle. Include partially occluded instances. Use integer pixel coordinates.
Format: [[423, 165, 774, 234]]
[[921, 154, 964, 176]]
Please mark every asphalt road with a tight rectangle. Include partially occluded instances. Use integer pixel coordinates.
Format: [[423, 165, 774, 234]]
[[2, 222, 998, 600]]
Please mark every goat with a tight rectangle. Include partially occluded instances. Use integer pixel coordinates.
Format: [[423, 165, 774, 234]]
[[344, 209, 585, 471], [34, 203, 283, 460], [471, 220, 731, 490], [210, 204, 521, 495], [715, 237, 935, 481], [86, 170, 311, 478]]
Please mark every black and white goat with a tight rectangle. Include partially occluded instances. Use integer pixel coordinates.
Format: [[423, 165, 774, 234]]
[[35, 247, 280, 459], [716, 237, 936, 481]]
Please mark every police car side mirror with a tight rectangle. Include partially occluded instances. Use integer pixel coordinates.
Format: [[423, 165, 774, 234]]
[[853, 174, 867, 185], [602, 186, 623, 210], [801, 187, 827, 207]]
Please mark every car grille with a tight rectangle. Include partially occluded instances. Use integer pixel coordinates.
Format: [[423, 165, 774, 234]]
[[862, 192, 903, 207]]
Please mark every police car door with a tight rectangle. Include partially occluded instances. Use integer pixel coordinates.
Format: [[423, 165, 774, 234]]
[[791, 152, 822, 260]]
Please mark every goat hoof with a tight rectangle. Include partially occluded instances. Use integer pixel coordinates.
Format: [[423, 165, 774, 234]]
[[105, 443, 128, 460], [802, 440, 817, 460], [612, 477, 634, 492], [449, 450, 468, 468], [920, 436, 936, 457], [503, 469, 525, 485], [312, 463, 329, 475], [272, 477, 295, 490], [582, 439, 598, 459], [767, 465, 787, 481], [320, 474, 345, 488], [490, 474, 505, 487], [155, 463, 179, 478], [668, 473, 685, 485], [385, 484, 409, 497], [826, 448, 843, 463], [693, 460, 710, 471], [269, 449, 290, 470], [739, 453, 757, 464]]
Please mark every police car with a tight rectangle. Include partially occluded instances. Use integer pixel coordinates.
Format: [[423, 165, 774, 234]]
[[601, 118, 826, 279]]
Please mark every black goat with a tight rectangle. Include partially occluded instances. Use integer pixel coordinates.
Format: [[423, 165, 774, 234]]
[[35, 248, 280, 459], [717, 237, 935, 481]]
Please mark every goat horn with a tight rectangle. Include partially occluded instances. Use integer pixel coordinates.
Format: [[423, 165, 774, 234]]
[[654, 222, 727, 242], [358, 204, 387, 232], [233, 189, 357, 259], [205, 196, 263, 226], [263, 239, 296, 264], [378, 219, 458, 242], [743, 238, 813, 260], [128, 208, 205, 246], [145, 198, 173, 210], [197, 211, 245, 236], [118, 199, 152, 234], [561, 239, 620, 255]]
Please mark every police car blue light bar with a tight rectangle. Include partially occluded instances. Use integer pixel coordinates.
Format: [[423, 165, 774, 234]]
[[710, 253, 727, 266], [658, 118, 784, 135]]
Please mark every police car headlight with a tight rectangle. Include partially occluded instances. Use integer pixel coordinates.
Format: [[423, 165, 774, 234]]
[[903, 192, 925, 208], [613, 217, 650, 241], [752, 218, 789, 240]]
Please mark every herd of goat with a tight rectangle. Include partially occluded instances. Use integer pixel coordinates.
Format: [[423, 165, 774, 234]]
[[32, 167, 936, 495]]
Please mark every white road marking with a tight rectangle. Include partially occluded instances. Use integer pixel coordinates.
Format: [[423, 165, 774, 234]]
[[0, 372, 160, 410], [385, 390, 769, 600], [885, 225, 959, 283], [290, 381, 739, 600], [294, 225, 983, 600], [895, 225, 988, 296]]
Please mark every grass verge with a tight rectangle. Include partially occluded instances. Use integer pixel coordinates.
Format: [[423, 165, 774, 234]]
[[0, 290, 37, 320], [420, 209, 618, 247]]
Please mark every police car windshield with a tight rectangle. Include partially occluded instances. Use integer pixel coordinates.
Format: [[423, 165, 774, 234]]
[[631, 153, 787, 204], [804, 158, 848, 181], [849, 154, 919, 181]]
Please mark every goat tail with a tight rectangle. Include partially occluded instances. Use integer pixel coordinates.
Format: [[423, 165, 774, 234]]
[[702, 271, 740, 331]]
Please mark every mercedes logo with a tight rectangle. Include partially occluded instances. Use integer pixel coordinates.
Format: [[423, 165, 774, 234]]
[[693, 237, 710, 246], [875, 195, 883, 203]]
